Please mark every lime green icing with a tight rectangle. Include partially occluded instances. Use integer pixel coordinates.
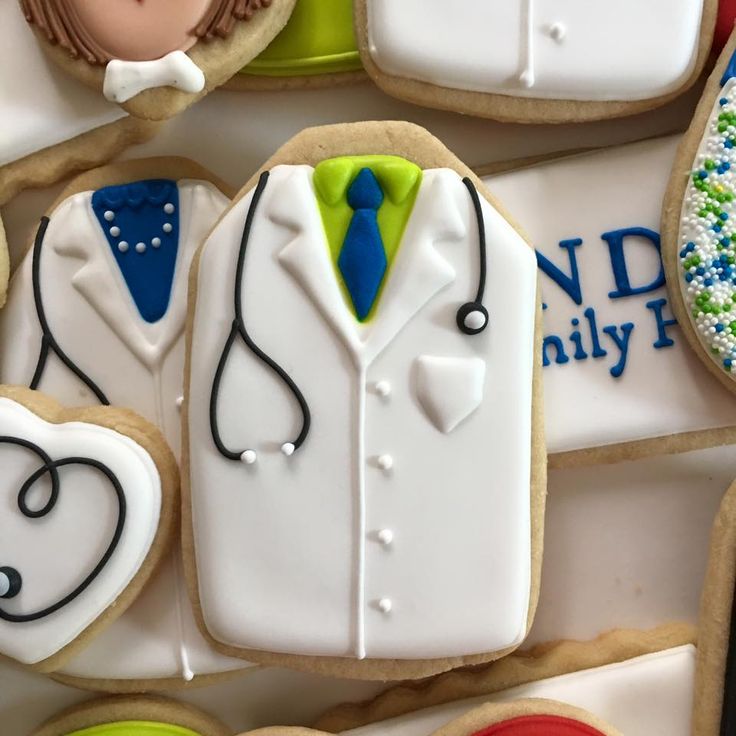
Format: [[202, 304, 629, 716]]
[[65, 722, 201, 736], [313, 155, 422, 321], [240, 0, 361, 77]]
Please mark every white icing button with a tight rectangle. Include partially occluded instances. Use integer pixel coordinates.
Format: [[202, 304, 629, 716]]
[[281, 442, 295, 457], [0, 572, 10, 598], [164, 203, 175, 214], [135, 242, 146, 253], [374, 380, 391, 397], [518, 69, 535, 88], [109, 226, 121, 237], [464, 310, 487, 331], [163, 223, 173, 233], [176, 396, 184, 410], [240, 450, 257, 465], [377, 454, 394, 471], [549, 22, 566, 41], [118, 241, 129, 253], [377, 529, 394, 546], [104, 210, 115, 222], [378, 598, 392, 614], [152, 237, 162, 248]]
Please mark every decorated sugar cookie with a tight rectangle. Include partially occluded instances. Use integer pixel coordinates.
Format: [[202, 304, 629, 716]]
[[0, 386, 176, 673], [20, 0, 298, 121], [32, 695, 230, 736], [663, 31, 736, 396], [483, 136, 736, 466], [0, 1, 156, 205], [355, 0, 717, 123], [330, 701, 623, 736], [693, 476, 736, 736], [227, 0, 364, 90], [182, 121, 544, 679], [0, 159, 246, 688], [315, 624, 696, 736], [0, 215, 8, 307]]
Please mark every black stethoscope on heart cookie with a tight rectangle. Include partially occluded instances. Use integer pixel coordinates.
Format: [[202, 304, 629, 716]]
[[210, 171, 489, 464]]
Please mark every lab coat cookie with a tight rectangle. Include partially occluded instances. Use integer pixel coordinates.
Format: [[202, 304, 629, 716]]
[[0, 386, 177, 673], [0, 159, 247, 689], [355, 0, 718, 123], [182, 121, 545, 679]]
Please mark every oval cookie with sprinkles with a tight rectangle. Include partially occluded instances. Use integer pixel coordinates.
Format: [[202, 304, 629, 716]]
[[663, 29, 736, 393]]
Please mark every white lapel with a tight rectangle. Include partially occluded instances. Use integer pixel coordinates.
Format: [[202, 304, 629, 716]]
[[269, 166, 465, 368], [50, 187, 193, 372]]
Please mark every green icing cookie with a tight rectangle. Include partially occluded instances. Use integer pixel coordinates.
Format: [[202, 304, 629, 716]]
[[241, 0, 361, 77], [65, 722, 201, 736]]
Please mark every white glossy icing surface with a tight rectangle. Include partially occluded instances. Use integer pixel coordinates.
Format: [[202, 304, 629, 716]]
[[0, 180, 246, 681], [484, 136, 736, 454], [367, 0, 704, 102], [0, 397, 161, 665], [0, 1, 126, 167], [188, 165, 537, 659], [343, 645, 696, 736], [103, 51, 206, 103]]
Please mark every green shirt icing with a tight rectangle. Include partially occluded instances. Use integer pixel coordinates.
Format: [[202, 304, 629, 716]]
[[65, 722, 201, 736], [240, 0, 361, 77], [313, 155, 422, 321]]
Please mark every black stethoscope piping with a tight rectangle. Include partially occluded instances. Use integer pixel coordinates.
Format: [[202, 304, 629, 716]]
[[210, 170, 489, 463]]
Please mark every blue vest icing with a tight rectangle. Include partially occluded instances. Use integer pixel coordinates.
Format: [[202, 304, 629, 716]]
[[91, 179, 180, 324]]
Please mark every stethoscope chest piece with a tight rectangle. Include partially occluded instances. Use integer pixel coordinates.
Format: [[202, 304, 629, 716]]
[[0, 567, 22, 599], [457, 302, 489, 335]]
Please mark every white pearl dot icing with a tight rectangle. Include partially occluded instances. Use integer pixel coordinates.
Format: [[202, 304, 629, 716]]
[[240, 450, 257, 465], [152, 237, 162, 248], [377, 529, 394, 546], [377, 454, 394, 470], [378, 598, 393, 614], [678, 77, 736, 377], [118, 241, 129, 253], [104, 210, 115, 222], [109, 226, 120, 237], [164, 203, 175, 214], [163, 223, 173, 233], [135, 242, 146, 254]]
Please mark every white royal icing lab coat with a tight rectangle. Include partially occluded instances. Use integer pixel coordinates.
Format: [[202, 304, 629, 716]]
[[366, 0, 706, 101], [0, 179, 246, 681], [187, 165, 539, 661]]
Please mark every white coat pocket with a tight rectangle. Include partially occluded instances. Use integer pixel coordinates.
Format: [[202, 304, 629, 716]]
[[414, 355, 486, 434]]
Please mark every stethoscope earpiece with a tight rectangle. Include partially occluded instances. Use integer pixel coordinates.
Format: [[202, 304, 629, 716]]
[[0, 567, 22, 599], [457, 301, 489, 335]]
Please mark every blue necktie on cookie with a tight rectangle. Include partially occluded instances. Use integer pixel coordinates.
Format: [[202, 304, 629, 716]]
[[91, 179, 180, 324], [337, 168, 387, 321]]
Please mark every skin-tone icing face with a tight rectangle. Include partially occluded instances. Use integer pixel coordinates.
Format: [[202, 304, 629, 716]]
[[67, 0, 212, 61]]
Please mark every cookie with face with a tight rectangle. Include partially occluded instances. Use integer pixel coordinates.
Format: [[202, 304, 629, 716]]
[[0, 386, 177, 673], [20, 0, 298, 120], [355, 0, 718, 123], [32, 696, 230, 736], [226, 0, 365, 90]]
